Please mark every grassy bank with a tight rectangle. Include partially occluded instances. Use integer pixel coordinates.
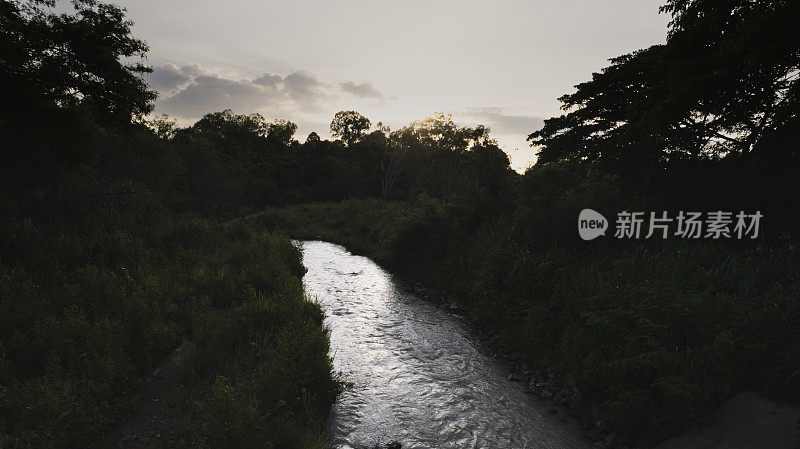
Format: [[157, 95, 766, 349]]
[[0, 213, 337, 448], [250, 198, 800, 447], [245, 199, 408, 260]]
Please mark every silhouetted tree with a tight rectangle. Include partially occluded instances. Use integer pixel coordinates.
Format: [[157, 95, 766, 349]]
[[266, 119, 298, 148], [180, 110, 267, 154], [0, 0, 155, 122], [305, 131, 321, 144], [530, 0, 800, 169], [0, 0, 157, 192], [392, 113, 495, 153], [147, 114, 178, 140], [388, 113, 501, 198], [330, 110, 371, 146]]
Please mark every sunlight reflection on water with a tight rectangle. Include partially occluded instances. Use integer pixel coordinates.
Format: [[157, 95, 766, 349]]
[[298, 240, 591, 449]]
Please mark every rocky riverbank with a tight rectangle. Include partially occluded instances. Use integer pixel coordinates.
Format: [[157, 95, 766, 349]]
[[399, 279, 800, 449], [398, 280, 618, 448]]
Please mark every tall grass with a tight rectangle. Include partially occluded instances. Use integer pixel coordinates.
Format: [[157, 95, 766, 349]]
[[0, 214, 337, 448]]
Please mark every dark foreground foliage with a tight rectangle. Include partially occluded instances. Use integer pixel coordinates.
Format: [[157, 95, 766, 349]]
[[0, 211, 338, 448]]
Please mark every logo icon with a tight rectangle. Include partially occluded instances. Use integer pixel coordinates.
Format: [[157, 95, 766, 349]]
[[578, 209, 608, 240]]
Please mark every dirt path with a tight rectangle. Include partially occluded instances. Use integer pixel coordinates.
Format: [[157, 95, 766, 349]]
[[106, 339, 191, 449], [655, 391, 800, 449]]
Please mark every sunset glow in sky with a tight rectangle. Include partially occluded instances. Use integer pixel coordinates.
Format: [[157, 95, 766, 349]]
[[117, 0, 670, 171]]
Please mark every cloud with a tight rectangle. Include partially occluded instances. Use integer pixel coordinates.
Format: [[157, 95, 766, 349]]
[[253, 73, 282, 88], [340, 81, 385, 101], [150, 64, 340, 119], [283, 70, 331, 112], [463, 107, 544, 136], [179, 63, 204, 77], [158, 74, 278, 118], [146, 63, 193, 93]]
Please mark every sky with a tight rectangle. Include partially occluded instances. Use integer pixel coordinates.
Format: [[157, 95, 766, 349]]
[[114, 0, 670, 171]]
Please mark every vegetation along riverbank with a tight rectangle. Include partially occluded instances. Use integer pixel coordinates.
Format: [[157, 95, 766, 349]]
[[248, 197, 800, 448]]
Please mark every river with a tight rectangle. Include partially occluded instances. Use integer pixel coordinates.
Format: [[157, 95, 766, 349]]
[[298, 240, 591, 449]]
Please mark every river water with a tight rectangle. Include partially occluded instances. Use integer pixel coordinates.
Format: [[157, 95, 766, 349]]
[[298, 240, 591, 449]]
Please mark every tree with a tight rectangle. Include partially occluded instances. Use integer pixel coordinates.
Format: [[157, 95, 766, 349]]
[[658, 0, 800, 157], [0, 0, 157, 191], [182, 110, 268, 154], [391, 113, 495, 153], [0, 0, 156, 122], [147, 114, 178, 140], [305, 131, 321, 144], [330, 110, 371, 146], [529, 0, 800, 168], [528, 47, 670, 167], [266, 119, 298, 148], [380, 146, 404, 200], [387, 113, 501, 199]]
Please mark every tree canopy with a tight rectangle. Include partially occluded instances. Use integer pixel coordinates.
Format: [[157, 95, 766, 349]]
[[0, 0, 155, 121], [330, 110, 371, 146], [391, 113, 495, 153], [529, 0, 800, 168]]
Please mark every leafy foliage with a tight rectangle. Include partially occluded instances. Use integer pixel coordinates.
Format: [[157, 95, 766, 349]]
[[530, 0, 800, 168], [0, 0, 155, 119], [330, 110, 371, 146]]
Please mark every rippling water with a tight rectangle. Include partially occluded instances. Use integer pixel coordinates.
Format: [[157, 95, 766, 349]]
[[298, 241, 590, 449]]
